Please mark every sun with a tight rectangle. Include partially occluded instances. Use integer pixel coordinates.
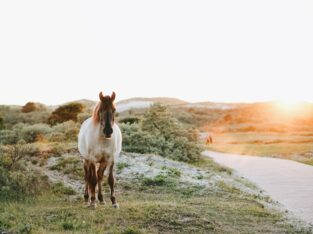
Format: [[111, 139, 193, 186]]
[[275, 99, 303, 114]]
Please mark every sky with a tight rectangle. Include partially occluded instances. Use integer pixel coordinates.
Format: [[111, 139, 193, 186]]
[[0, 0, 312, 105]]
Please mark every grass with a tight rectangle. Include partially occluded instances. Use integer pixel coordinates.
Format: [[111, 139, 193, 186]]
[[1, 180, 309, 234], [51, 182, 76, 196], [1, 152, 311, 234], [207, 132, 313, 165], [117, 162, 130, 173]]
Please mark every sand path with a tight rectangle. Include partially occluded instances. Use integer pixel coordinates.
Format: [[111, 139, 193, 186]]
[[203, 151, 313, 224]]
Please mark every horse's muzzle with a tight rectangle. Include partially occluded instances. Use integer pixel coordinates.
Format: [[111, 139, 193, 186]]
[[103, 127, 113, 138]]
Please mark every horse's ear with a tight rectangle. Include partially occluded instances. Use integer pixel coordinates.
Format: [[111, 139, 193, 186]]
[[111, 92, 116, 102], [99, 92, 105, 101]]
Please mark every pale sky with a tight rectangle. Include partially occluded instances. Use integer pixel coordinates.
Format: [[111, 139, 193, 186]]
[[0, 1, 312, 105]]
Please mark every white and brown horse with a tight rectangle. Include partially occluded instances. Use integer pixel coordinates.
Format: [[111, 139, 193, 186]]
[[78, 91, 122, 208]]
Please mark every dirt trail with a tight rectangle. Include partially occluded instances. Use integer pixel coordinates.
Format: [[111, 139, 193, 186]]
[[203, 151, 313, 225]]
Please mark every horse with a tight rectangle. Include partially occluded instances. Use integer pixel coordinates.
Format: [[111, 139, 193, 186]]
[[78, 91, 122, 209]]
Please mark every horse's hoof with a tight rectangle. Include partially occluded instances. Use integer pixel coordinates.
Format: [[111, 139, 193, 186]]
[[112, 203, 119, 209], [99, 201, 106, 205], [86, 202, 97, 209]]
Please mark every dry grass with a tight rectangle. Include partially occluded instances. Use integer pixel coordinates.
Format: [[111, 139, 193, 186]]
[[207, 132, 313, 165]]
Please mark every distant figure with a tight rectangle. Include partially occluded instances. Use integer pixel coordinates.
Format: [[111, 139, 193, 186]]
[[206, 135, 213, 144]]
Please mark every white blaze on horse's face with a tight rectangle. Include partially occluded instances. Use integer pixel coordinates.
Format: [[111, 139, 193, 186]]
[[99, 92, 116, 139]]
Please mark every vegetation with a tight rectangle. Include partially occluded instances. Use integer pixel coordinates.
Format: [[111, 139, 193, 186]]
[[48, 102, 84, 125], [0, 173, 310, 233], [121, 104, 203, 163], [0, 142, 49, 200], [0, 100, 312, 233], [21, 102, 44, 113], [206, 132, 313, 165], [0, 116, 4, 130]]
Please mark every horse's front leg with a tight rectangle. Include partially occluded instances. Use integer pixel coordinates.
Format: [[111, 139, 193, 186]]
[[108, 163, 118, 208], [97, 161, 106, 205], [85, 161, 97, 208], [83, 160, 89, 203]]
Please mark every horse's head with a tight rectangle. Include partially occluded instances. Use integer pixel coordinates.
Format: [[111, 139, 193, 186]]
[[95, 91, 116, 138]]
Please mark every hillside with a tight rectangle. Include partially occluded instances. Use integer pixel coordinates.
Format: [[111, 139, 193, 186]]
[[0, 100, 312, 233]]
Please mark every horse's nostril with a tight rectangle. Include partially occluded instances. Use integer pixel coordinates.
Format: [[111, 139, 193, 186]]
[[103, 127, 113, 138]]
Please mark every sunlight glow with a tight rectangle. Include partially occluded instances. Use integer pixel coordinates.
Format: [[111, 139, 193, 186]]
[[275, 99, 304, 114]]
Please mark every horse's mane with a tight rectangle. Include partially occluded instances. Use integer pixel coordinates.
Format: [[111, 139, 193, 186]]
[[92, 102, 101, 125]]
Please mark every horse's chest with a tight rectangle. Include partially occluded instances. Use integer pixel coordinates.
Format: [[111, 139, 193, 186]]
[[88, 140, 113, 162]]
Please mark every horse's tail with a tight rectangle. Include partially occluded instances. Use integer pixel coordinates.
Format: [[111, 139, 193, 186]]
[[88, 162, 97, 187]]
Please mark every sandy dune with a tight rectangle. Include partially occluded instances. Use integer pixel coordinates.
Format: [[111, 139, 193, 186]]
[[203, 151, 313, 224]]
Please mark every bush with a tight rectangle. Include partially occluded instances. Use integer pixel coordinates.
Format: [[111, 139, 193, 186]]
[[77, 112, 90, 124], [119, 116, 141, 125], [0, 143, 49, 199], [142, 174, 173, 187], [52, 121, 79, 141], [0, 143, 39, 170], [0, 116, 3, 129], [21, 102, 44, 113], [52, 182, 76, 195], [48, 103, 84, 125], [120, 123, 164, 155], [19, 124, 52, 143], [0, 130, 18, 144], [121, 104, 202, 163], [0, 123, 53, 144], [1, 106, 51, 128]]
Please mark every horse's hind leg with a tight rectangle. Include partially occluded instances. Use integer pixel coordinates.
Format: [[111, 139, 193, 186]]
[[108, 163, 118, 208], [97, 161, 106, 205], [83, 160, 89, 203]]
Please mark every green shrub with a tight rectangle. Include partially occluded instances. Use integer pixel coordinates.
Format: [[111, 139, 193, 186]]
[[166, 167, 181, 177], [120, 104, 202, 163], [47, 132, 66, 142], [120, 123, 163, 155], [52, 182, 76, 195], [142, 174, 174, 187], [0, 116, 3, 129], [0, 162, 49, 200], [48, 103, 84, 125], [122, 227, 141, 234], [0, 130, 18, 144], [62, 222, 74, 230], [19, 123, 52, 143], [119, 116, 141, 125], [1, 106, 51, 128], [117, 162, 130, 173], [52, 121, 79, 141], [1, 123, 53, 144], [0, 143, 40, 171]]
